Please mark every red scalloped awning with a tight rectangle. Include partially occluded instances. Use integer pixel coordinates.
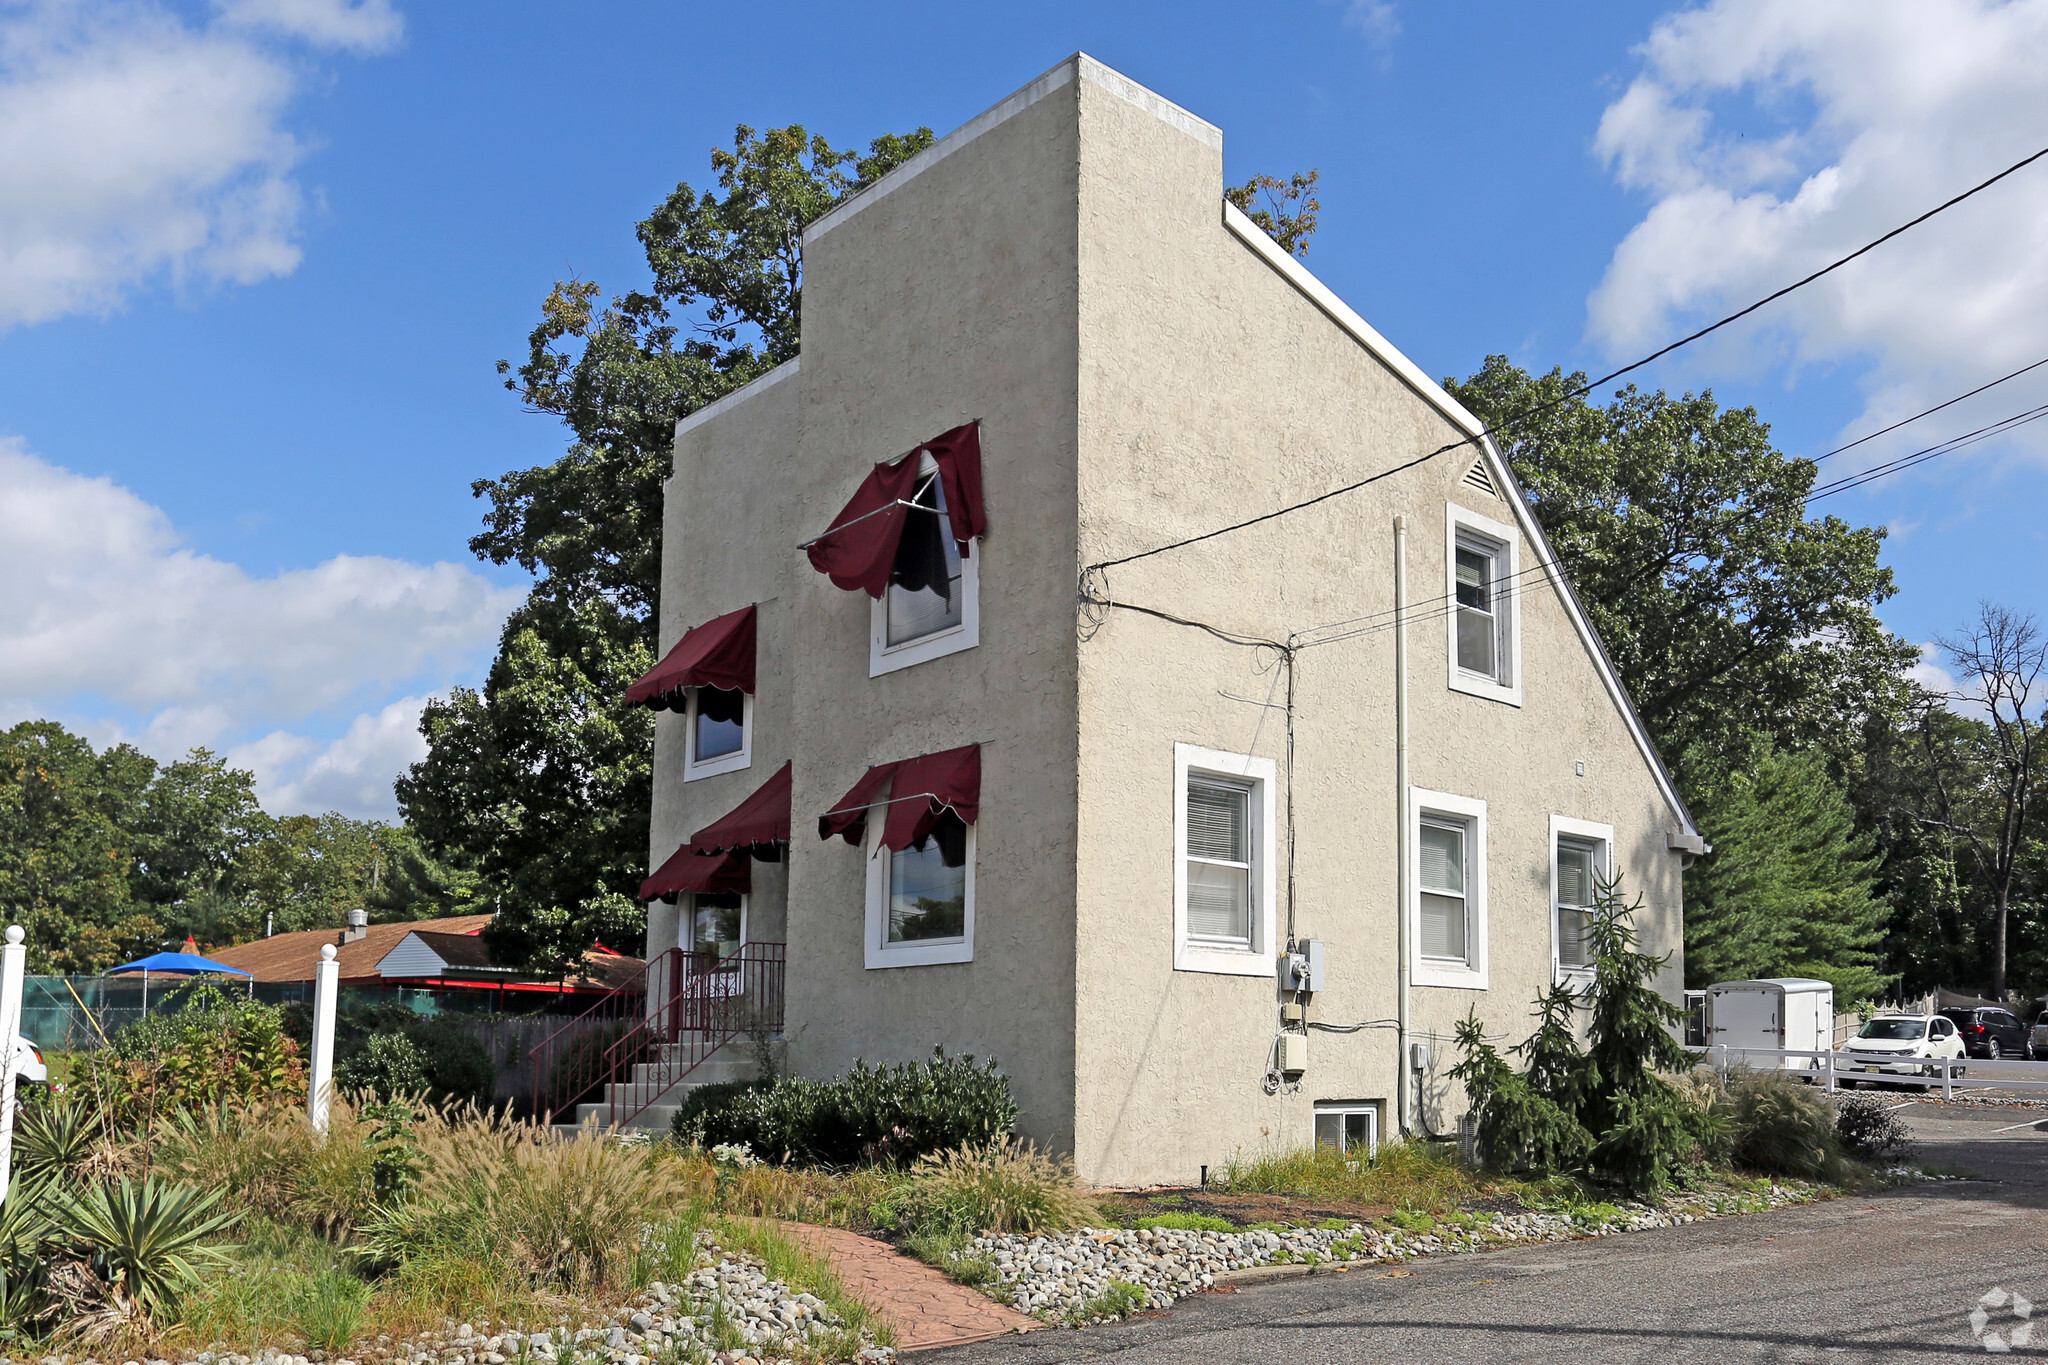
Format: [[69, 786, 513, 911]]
[[638, 847, 750, 901], [818, 745, 980, 851], [805, 424, 986, 598], [691, 761, 793, 857], [623, 604, 756, 710]]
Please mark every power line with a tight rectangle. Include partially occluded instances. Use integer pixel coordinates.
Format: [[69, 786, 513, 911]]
[[1808, 401, 2048, 501], [1083, 138, 2048, 577], [1815, 353, 2048, 463]]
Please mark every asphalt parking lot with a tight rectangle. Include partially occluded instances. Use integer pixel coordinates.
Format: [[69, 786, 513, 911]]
[[929, 1103, 2048, 1364]]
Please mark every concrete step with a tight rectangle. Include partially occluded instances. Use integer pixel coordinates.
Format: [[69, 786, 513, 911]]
[[562, 1072, 746, 1134], [631, 1055, 756, 1084]]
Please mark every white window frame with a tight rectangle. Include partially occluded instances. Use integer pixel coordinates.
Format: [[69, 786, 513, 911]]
[[1174, 743, 1278, 977], [682, 686, 754, 781], [679, 891, 748, 959], [863, 804, 976, 969], [1444, 503, 1522, 707], [1550, 814, 1613, 988], [1312, 1102, 1380, 1158], [1410, 787, 1488, 990], [869, 455, 981, 676]]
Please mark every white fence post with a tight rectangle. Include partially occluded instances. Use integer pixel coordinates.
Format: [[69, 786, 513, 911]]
[[1942, 1057, 1954, 1102], [0, 927, 24, 1205], [1824, 1048, 1836, 1094], [308, 943, 338, 1135], [1710, 1043, 1729, 1073]]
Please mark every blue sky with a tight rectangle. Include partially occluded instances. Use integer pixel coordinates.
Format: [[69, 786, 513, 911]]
[[5, 0, 2048, 817]]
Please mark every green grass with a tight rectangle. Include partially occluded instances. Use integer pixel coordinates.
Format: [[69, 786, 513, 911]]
[[291, 1270, 372, 1353], [1066, 1280, 1148, 1324], [1217, 1138, 1532, 1213]]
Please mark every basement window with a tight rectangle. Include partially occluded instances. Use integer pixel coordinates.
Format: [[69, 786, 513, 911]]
[[1313, 1103, 1379, 1158]]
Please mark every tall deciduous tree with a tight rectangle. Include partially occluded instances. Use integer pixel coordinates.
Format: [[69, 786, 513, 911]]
[[1445, 357, 1917, 790], [1685, 747, 1893, 1001], [1917, 603, 2047, 999], [400, 124, 934, 972]]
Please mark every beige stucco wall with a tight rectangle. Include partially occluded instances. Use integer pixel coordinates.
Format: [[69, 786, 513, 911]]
[[1067, 68, 1687, 1184], [650, 55, 1689, 1184]]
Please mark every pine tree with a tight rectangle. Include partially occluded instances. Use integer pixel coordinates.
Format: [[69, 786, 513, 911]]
[[1685, 746, 1893, 1001]]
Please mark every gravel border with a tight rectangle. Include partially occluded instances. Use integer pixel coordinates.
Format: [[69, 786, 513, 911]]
[[959, 1182, 1838, 1324], [11, 1234, 896, 1365]]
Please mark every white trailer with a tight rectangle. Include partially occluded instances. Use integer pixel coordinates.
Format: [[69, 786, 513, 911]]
[[1707, 978, 1835, 1070]]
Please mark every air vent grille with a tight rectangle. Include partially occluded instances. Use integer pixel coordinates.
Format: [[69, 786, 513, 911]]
[[1462, 459, 1498, 498]]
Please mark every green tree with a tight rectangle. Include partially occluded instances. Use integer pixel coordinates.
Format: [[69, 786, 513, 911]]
[[1445, 357, 1917, 789], [0, 721, 158, 972], [127, 749, 268, 910], [400, 122, 934, 972], [1224, 169, 1321, 257], [1686, 747, 1893, 1000]]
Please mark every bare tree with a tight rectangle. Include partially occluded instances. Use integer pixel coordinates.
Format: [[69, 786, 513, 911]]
[[1922, 603, 2048, 998]]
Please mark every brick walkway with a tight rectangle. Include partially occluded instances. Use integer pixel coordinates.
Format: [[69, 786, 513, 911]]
[[776, 1222, 1042, 1352]]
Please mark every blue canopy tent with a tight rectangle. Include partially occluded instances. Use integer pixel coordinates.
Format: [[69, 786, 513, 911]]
[[105, 951, 254, 1014]]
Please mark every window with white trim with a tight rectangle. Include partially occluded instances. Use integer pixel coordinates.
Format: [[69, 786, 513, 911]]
[[1419, 816, 1471, 965], [684, 891, 745, 966], [1549, 815, 1613, 984], [1411, 787, 1488, 989], [864, 807, 975, 968], [1444, 504, 1521, 705], [1313, 1103, 1379, 1157], [870, 454, 980, 675], [1174, 744, 1278, 976], [683, 686, 752, 780]]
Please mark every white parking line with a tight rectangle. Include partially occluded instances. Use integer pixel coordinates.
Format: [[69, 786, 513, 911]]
[[1886, 1101, 1918, 1112], [1990, 1117, 2046, 1134]]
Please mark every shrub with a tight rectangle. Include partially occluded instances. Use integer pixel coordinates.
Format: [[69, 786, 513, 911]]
[[875, 1138, 1098, 1236], [73, 986, 305, 1127], [336, 1032, 431, 1100], [1835, 1094, 1914, 1165], [691, 1047, 1019, 1168], [670, 1078, 763, 1144], [1451, 879, 1704, 1193], [152, 1099, 393, 1236], [1717, 1069, 1847, 1180]]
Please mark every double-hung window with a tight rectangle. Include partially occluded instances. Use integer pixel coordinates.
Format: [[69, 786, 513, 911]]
[[871, 454, 980, 674], [1445, 505, 1521, 704], [1174, 744, 1277, 976], [1410, 788, 1487, 989], [1550, 816, 1613, 984]]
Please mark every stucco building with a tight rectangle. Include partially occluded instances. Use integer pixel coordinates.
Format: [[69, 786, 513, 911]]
[[623, 55, 1701, 1185]]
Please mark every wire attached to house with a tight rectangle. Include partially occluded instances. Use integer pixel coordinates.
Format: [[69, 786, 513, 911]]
[[1079, 139, 2048, 580]]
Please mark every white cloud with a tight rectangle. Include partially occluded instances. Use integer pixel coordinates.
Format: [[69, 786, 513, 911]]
[[213, 0, 402, 54], [1340, 0, 1399, 48], [0, 0, 400, 329], [227, 696, 428, 819], [0, 439, 518, 818], [1591, 1, 2048, 464]]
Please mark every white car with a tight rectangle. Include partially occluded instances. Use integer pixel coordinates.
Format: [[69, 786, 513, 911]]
[[7, 1036, 44, 1084], [1836, 1014, 1965, 1085]]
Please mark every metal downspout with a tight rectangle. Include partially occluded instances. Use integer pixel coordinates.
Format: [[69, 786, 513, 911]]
[[1394, 514, 1412, 1138]]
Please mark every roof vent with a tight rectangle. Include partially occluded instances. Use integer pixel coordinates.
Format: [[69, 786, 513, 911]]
[[343, 908, 369, 944], [1462, 458, 1498, 498]]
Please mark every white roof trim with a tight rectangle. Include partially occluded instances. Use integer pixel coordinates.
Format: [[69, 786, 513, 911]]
[[674, 356, 800, 441], [1222, 200, 1696, 836], [804, 54, 1219, 246]]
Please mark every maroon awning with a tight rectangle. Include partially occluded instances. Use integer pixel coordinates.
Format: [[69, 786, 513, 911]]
[[639, 848, 750, 902], [623, 604, 756, 710], [691, 761, 793, 857], [819, 745, 980, 851], [805, 424, 986, 598]]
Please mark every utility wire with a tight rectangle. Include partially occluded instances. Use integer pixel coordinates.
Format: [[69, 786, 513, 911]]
[[1082, 139, 2048, 577], [1814, 353, 2048, 463], [1808, 401, 2048, 501]]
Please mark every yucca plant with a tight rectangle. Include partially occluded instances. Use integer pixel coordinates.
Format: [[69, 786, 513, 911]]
[[15, 1100, 102, 1183], [59, 1177, 240, 1327], [0, 1178, 59, 1335]]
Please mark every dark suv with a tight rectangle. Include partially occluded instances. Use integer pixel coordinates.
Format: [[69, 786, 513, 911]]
[[1938, 1007, 2034, 1060]]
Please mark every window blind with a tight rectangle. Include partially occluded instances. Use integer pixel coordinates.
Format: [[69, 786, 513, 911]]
[[1187, 782, 1249, 863], [1419, 821, 1464, 894], [1557, 843, 1594, 907], [1420, 893, 1466, 960]]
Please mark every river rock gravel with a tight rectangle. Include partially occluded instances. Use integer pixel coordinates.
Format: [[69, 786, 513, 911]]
[[960, 1181, 1827, 1324]]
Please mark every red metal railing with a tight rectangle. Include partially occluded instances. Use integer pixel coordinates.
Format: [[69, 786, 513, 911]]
[[528, 943, 786, 1129], [525, 953, 658, 1121], [600, 941, 786, 1130]]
